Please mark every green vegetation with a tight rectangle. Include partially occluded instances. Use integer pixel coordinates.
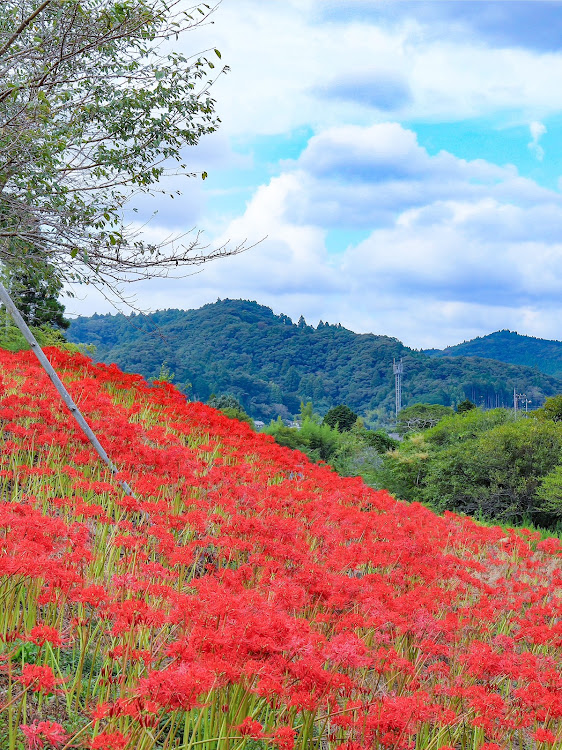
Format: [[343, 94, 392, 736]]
[[0, 306, 87, 355], [427, 328, 562, 378], [380, 398, 562, 531], [263, 403, 396, 485], [456, 398, 477, 413], [1, 254, 69, 330], [207, 394, 254, 427], [1, 0, 233, 292], [323, 404, 358, 432], [396, 402, 454, 433], [67, 299, 562, 425]]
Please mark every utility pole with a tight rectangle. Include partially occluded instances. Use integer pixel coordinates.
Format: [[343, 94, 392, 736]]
[[0, 282, 135, 498], [393, 358, 404, 419], [513, 388, 526, 416]]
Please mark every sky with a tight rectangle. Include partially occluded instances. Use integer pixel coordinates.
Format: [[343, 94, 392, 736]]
[[70, 0, 562, 349]]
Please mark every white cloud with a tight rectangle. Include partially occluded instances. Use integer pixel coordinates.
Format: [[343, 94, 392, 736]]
[[71, 122, 562, 349], [183, 1, 562, 136], [528, 120, 547, 160]]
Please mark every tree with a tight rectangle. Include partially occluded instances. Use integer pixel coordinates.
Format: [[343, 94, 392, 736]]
[[536, 394, 562, 422], [381, 406, 562, 527], [396, 403, 453, 434], [536, 465, 562, 517], [456, 398, 476, 413], [423, 419, 562, 524], [362, 429, 399, 454], [1, 249, 69, 329], [299, 400, 320, 424], [323, 404, 358, 433], [0, 0, 244, 296]]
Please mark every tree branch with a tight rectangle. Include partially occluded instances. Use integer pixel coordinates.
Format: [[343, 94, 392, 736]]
[[0, 0, 52, 57]]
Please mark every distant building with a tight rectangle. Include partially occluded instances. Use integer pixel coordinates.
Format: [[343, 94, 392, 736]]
[[254, 420, 266, 430]]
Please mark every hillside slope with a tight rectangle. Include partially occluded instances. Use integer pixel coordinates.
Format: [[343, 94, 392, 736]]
[[1, 346, 562, 748], [427, 329, 562, 378], [67, 300, 562, 422]]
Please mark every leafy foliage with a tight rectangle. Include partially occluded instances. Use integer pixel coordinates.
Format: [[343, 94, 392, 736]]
[[0, 306, 86, 354], [397, 403, 453, 433], [1, 253, 69, 329], [382, 407, 562, 528], [264, 408, 394, 486], [323, 404, 358, 432], [67, 299, 562, 424], [0, 0, 241, 292], [535, 393, 562, 422], [207, 393, 254, 427]]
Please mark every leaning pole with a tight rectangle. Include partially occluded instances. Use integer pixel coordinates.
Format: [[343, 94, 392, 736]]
[[0, 282, 135, 498]]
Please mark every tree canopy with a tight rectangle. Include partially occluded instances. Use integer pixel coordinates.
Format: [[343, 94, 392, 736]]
[[535, 394, 562, 422], [1, 249, 69, 329], [0, 0, 243, 295], [323, 404, 358, 432], [397, 403, 454, 433], [380, 407, 562, 528]]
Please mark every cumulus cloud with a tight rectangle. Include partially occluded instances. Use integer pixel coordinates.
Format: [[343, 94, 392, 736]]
[[320, 1, 562, 53], [528, 121, 547, 160], [280, 123, 552, 232], [186, 0, 562, 136], [314, 70, 412, 111], [75, 122, 562, 349], [68, 111, 562, 348]]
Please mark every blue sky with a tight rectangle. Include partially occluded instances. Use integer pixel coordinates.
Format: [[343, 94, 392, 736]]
[[72, 0, 562, 349]]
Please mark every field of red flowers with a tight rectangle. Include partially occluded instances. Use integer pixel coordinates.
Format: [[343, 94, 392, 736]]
[[0, 346, 561, 750]]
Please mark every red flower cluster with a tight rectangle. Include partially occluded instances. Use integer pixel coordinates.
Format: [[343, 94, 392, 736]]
[[0, 347, 561, 749]]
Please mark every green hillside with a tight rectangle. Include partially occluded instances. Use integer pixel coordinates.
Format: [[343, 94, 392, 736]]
[[67, 300, 562, 424], [427, 329, 562, 378]]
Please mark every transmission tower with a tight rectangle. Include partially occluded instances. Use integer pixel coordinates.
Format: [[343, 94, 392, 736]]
[[393, 358, 404, 418]]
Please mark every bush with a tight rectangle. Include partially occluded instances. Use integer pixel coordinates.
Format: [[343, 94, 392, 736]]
[[382, 407, 562, 527]]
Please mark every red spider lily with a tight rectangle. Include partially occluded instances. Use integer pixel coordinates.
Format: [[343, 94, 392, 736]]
[[16, 664, 65, 694], [26, 625, 65, 647], [2, 346, 562, 748], [271, 726, 296, 750], [20, 720, 67, 749], [90, 731, 130, 749], [236, 717, 265, 738], [534, 727, 557, 744]]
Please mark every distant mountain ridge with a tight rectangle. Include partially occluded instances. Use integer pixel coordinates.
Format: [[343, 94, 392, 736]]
[[67, 301, 562, 425], [425, 329, 562, 378]]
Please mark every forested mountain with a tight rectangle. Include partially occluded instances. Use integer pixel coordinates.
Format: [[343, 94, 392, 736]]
[[67, 300, 562, 425], [426, 329, 562, 378]]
